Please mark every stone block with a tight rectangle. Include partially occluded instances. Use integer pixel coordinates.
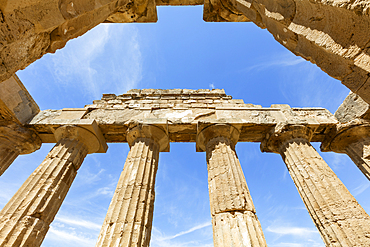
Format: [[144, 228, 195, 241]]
[[335, 92, 370, 122], [141, 89, 156, 95], [107, 100, 122, 104], [184, 99, 197, 104], [55, 108, 87, 120], [102, 94, 116, 100], [231, 99, 245, 104], [0, 74, 40, 124]]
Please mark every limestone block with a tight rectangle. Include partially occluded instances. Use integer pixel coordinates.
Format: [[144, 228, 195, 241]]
[[0, 74, 39, 124], [335, 92, 370, 123]]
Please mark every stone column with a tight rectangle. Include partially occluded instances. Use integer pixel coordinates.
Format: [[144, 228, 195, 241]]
[[262, 124, 370, 246], [0, 125, 105, 247], [197, 124, 267, 247], [321, 122, 370, 181], [0, 121, 41, 176], [96, 124, 169, 247]]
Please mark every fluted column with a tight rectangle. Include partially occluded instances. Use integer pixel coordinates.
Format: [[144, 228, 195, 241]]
[[96, 124, 169, 247], [262, 124, 370, 247], [321, 122, 370, 181], [197, 124, 267, 247], [0, 121, 41, 176], [0, 124, 105, 247]]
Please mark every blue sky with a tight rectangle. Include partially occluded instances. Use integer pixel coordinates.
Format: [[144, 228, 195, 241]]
[[1, 5, 369, 247]]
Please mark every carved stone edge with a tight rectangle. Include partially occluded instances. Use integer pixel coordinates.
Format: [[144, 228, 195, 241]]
[[321, 119, 370, 153], [126, 123, 170, 152], [260, 123, 316, 154], [196, 122, 241, 152], [53, 120, 107, 154]]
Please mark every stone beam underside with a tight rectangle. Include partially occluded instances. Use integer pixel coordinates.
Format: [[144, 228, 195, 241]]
[[28, 102, 337, 145]]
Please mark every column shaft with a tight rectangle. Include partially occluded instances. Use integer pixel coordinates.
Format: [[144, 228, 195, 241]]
[[281, 139, 370, 246], [0, 138, 88, 247], [96, 138, 159, 247], [206, 136, 267, 247], [0, 149, 19, 176], [345, 140, 370, 181]]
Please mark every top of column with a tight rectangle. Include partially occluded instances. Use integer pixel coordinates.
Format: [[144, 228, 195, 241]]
[[127, 124, 170, 152], [196, 123, 240, 152], [261, 124, 314, 154], [54, 121, 108, 154]]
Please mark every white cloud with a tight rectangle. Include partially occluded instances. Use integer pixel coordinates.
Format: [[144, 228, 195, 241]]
[[242, 55, 304, 72], [157, 222, 211, 241], [266, 226, 318, 236], [49, 23, 143, 99], [151, 222, 212, 247], [209, 83, 215, 89], [47, 227, 97, 246], [352, 181, 370, 196], [55, 215, 102, 230]]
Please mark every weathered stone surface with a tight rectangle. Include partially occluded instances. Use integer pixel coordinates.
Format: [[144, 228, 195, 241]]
[[0, 74, 39, 124], [335, 92, 370, 123], [0, 125, 104, 247], [96, 125, 168, 247], [2, 87, 370, 246], [0, 0, 157, 82], [262, 124, 370, 246], [232, 0, 370, 103], [198, 124, 267, 246], [321, 120, 370, 181], [0, 120, 41, 176], [28, 90, 337, 144], [203, 0, 250, 22], [1, 0, 370, 104]]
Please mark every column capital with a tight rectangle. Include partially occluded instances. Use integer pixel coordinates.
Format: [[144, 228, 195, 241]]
[[0, 121, 41, 154], [127, 124, 169, 152], [261, 124, 314, 153], [321, 119, 370, 153], [196, 123, 240, 152], [54, 124, 107, 154]]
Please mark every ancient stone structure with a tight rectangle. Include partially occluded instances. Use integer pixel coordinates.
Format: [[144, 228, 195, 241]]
[[1, 85, 370, 246], [2, 1, 370, 245], [1, 0, 370, 103]]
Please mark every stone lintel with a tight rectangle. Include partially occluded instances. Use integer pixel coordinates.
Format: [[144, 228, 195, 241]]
[[261, 124, 316, 153], [54, 108, 88, 120], [28, 106, 337, 144], [203, 0, 250, 22], [104, 0, 157, 23], [321, 119, 370, 153], [0, 74, 39, 124], [43, 119, 107, 153], [196, 123, 241, 152], [127, 124, 170, 152]]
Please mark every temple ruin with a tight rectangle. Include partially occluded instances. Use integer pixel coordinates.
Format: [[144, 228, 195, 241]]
[[1, 0, 370, 245], [1, 80, 370, 246]]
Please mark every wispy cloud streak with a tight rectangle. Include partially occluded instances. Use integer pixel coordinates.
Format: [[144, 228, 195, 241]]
[[157, 222, 211, 241], [49, 23, 143, 100], [55, 215, 102, 230], [267, 226, 319, 236], [353, 182, 370, 196], [241, 55, 305, 72]]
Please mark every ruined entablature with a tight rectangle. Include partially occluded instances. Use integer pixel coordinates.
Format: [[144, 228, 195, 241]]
[[28, 89, 337, 144]]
